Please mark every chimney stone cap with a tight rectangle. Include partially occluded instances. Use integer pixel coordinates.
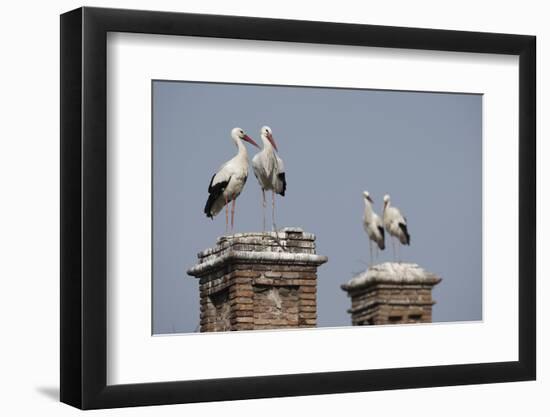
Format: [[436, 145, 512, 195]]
[[214, 227, 312, 246], [187, 228, 327, 278], [341, 262, 441, 291]]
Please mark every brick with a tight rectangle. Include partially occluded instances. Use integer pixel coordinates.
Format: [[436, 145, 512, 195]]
[[234, 323, 254, 330], [234, 270, 262, 278], [279, 272, 301, 279], [231, 310, 254, 317], [230, 277, 253, 285], [229, 290, 254, 299], [299, 293, 316, 300], [254, 318, 274, 325], [230, 297, 254, 305], [231, 316, 254, 323], [253, 278, 274, 286], [232, 303, 254, 311], [287, 279, 316, 286]]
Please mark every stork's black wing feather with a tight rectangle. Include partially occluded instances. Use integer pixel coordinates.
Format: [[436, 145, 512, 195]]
[[207, 174, 216, 193], [277, 172, 287, 197], [398, 222, 411, 245], [377, 226, 386, 250], [204, 176, 230, 218]]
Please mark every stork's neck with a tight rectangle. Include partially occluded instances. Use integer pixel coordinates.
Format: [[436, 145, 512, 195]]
[[233, 136, 248, 160], [260, 134, 275, 152], [364, 199, 374, 219]]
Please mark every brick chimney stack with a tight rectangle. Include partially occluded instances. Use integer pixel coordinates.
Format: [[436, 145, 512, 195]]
[[341, 262, 441, 325], [187, 228, 328, 332]]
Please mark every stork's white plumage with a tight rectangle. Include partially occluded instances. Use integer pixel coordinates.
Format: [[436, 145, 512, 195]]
[[252, 126, 287, 230], [383, 194, 410, 260], [204, 127, 259, 232], [362, 191, 385, 265]]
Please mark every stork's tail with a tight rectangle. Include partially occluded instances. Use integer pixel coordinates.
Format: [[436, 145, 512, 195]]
[[377, 226, 385, 250], [398, 223, 410, 245], [276, 172, 286, 196], [203, 194, 216, 219], [204, 178, 230, 219]]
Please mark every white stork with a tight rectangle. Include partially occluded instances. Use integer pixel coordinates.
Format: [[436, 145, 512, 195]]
[[362, 191, 385, 265], [252, 126, 287, 231], [382, 194, 411, 261], [204, 127, 259, 232]]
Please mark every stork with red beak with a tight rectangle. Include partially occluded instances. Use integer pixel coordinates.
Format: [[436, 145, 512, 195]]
[[362, 191, 385, 266], [204, 127, 260, 232], [383, 194, 411, 261], [252, 126, 287, 231]]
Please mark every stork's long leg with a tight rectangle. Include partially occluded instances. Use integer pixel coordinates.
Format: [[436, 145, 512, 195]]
[[262, 188, 267, 232], [391, 236, 396, 262], [231, 199, 236, 231], [271, 190, 276, 231], [369, 239, 373, 268], [397, 240, 401, 263], [224, 195, 229, 234]]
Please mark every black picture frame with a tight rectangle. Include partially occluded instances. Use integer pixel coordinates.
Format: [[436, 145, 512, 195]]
[[60, 6, 536, 410]]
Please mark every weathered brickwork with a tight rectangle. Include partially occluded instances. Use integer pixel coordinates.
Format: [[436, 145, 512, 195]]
[[341, 262, 441, 325], [187, 228, 327, 332]]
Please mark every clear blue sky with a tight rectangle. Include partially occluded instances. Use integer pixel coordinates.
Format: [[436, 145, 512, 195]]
[[152, 80, 482, 334]]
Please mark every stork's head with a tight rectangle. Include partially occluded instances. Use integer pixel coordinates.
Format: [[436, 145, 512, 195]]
[[231, 127, 259, 148], [363, 191, 374, 204], [383, 194, 391, 209], [260, 125, 278, 151]]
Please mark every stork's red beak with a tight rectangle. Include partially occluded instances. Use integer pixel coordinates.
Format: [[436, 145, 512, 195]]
[[367, 195, 374, 204], [243, 135, 260, 148], [267, 133, 278, 152]]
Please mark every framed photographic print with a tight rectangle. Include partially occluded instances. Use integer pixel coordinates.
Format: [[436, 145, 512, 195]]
[[60, 6, 536, 409]]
